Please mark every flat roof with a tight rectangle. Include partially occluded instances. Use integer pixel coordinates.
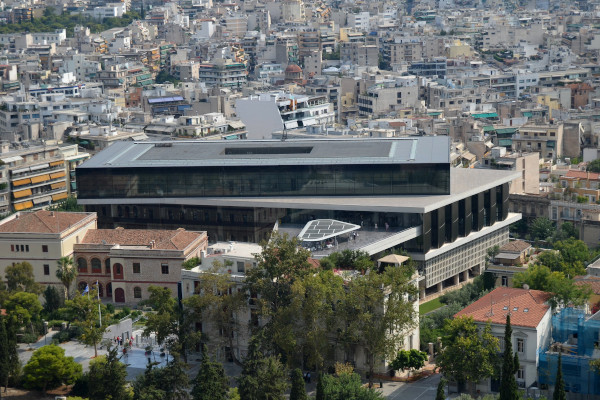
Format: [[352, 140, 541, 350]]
[[79, 168, 520, 214], [78, 137, 451, 168]]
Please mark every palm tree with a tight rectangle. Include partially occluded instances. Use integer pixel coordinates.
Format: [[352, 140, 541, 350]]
[[56, 256, 77, 300]]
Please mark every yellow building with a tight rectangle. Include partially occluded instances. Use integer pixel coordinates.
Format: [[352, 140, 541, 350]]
[[0, 210, 97, 295]]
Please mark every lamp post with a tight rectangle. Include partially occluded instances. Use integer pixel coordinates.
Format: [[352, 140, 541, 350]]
[[43, 321, 48, 345]]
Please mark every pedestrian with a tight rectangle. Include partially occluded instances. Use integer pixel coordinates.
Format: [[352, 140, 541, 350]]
[[307, 372, 311, 383], [385, 222, 389, 232]]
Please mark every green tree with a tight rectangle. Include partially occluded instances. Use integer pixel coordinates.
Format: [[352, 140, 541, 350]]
[[320, 372, 384, 400], [337, 265, 418, 386], [5, 262, 42, 294], [184, 262, 246, 364], [56, 256, 77, 299], [48, 196, 84, 212], [43, 285, 62, 315], [182, 257, 201, 270], [499, 315, 519, 400], [587, 159, 600, 172], [436, 317, 499, 394], [389, 349, 428, 375], [22, 345, 82, 394], [143, 286, 197, 363], [552, 238, 589, 276], [436, 377, 447, 400], [133, 360, 189, 400], [530, 217, 554, 242], [553, 354, 566, 400], [191, 345, 229, 400], [64, 288, 106, 357], [0, 316, 10, 394], [316, 373, 325, 400], [245, 232, 312, 353], [88, 345, 130, 400], [5, 291, 42, 335], [237, 336, 288, 400], [513, 264, 591, 308], [290, 368, 307, 400]]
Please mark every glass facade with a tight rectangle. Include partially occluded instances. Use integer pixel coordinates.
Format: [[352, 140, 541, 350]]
[[77, 163, 450, 199]]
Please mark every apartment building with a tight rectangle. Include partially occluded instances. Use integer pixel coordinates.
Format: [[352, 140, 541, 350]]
[[0, 210, 97, 292], [357, 78, 419, 118], [74, 227, 208, 304], [512, 123, 563, 160], [198, 59, 247, 88], [0, 142, 69, 213], [481, 149, 540, 195]]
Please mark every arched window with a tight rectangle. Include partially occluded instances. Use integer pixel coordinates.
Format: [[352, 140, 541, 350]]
[[113, 263, 123, 279], [105, 258, 111, 273], [134, 287, 142, 299], [77, 258, 87, 273], [91, 258, 101, 273], [106, 282, 112, 297], [97, 283, 104, 297]]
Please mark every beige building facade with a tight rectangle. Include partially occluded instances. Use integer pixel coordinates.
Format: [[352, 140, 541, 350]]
[[74, 227, 208, 304], [0, 210, 97, 291]]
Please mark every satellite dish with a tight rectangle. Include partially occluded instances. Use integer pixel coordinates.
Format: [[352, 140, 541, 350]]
[[523, 284, 530, 290]]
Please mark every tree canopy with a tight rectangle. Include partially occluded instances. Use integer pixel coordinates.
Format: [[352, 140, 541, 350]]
[[587, 159, 600, 173], [22, 345, 82, 394], [5, 262, 42, 294], [191, 345, 229, 400], [436, 317, 499, 394], [88, 345, 130, 400], [64, 288, 107, 357], [513, 264, 591, 308]]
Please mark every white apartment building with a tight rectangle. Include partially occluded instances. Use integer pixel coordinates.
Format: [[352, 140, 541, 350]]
[[235, 92, 335, 139]]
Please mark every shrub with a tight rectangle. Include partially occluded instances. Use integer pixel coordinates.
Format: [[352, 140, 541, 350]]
[[19, 333, 38, 344], [48, 320, 66, 329], [106, 303, 115, 313]]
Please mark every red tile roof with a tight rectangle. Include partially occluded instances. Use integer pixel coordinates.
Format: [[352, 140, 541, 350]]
[[454, 287, 551, 328], [81, 228, 206, 251], [0, 210, 94, 234], [565, 170, 600, 180], [500, 240, 531, 253], [574, 275, 600, 294]]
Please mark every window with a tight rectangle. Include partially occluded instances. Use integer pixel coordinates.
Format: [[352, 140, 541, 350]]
[[43, 264, 49, 275], [161, 263, 169, 274], [91, 258, 102, 273], [134, 287, 142, 298], [517, 338, 525, 353], [105, 258, 111, 273], [498, 336, 505, 352], [10, 245, 13, 251], [42, 245, 48, 253], [237, 261, 245, 274], [517, 367, 525, 380], [133, 263, 141, 274], [25, 245, 29, 252], [20, 245, 24, 252], [77, 258, 88, 272]]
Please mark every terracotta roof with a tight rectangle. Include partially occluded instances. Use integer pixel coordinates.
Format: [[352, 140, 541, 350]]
[[81, 228, 206, 251], [565, 170, 600, 180], [574, 275, 600, 294], [454, 287, 551, 328], [307, 258, 321, 269], [0, 210, 94, 234], [285, 64, 302, 73], [499, 240, 531, 253]]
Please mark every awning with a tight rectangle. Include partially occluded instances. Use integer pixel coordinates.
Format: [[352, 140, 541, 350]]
[[13, 178, 31, 186], [472, 112, 498, 119], [498, 139, 513, 147], [30, 163, 49, 171], [302, 118, 316, 126], [1, 156, 23, 163], [14, 201, 33, 211], [33, 195, 52, 205], [70, 182, 77, 190], [50, 171, 66, 179], [13, 188, 32, 199], [52, 192, 68, 201], [12, 167, 30, 174], [428, 112, 443, 117], [523, 112, 533, 117], [482, 125, 495, 132], [131, 134, 148, 141], [31, 174, 50, 184], [284, 121, 298, 129], [51, 181, 66, 190], [49, 160, 64, 167]]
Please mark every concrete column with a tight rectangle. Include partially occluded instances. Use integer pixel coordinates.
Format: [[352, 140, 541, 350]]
[[462, 271, 469, 282], [453, 274, 459, 286], [419, 287, 426, 300], [436, 282, 443, 293]]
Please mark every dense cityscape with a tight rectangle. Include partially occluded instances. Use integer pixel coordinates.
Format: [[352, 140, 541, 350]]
[[0, 0, 599, 398]]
